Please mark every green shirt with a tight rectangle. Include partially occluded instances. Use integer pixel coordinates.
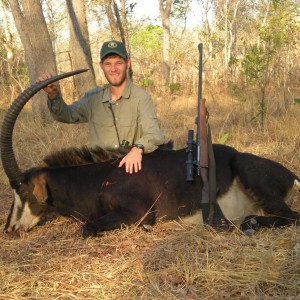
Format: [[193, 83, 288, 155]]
[[47, 80, 165, 153]]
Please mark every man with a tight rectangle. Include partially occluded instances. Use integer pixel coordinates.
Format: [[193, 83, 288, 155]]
[[38, 40, 165, 173]]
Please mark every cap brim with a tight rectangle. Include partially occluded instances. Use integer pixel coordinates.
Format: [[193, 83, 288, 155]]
[[101, 50, 127, 60]]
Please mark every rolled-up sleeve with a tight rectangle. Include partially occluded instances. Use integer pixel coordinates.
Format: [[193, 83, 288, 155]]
[[47, 90, 94, 123], [135, 94, 165, 153]]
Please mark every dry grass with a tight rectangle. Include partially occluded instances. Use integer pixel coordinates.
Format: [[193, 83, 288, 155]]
[[0, 90, 300, 299], [0, 219, 299, 299]]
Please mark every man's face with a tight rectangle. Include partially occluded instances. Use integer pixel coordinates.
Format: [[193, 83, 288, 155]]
[[100, 55, 129, 87]]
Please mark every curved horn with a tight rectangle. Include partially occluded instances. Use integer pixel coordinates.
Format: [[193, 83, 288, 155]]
[[1, 69, 89, 188]]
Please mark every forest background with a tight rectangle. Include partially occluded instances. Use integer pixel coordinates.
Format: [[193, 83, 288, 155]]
[[1, 0, 299, 125], [0, 0, 300, 299]]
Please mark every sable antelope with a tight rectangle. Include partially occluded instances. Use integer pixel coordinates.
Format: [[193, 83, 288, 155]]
[[1, 70, 299, 237]]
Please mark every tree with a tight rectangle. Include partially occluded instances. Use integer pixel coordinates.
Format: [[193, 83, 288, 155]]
[[159, 0, 172, 85], [8, 0, 57, 121], [0, 0, 14, 74], [102, 0, 133, 78], [241, 0, 300, 127], [131, 25, 163, 85], [66, 0, 96, 97], [119, 0, 131, 59], [171, 0, 191, 31], [197, 0, 214, 80], [0, 0, 18, 100], [103, 0, 121, 40], [213, 0, 244, 82]]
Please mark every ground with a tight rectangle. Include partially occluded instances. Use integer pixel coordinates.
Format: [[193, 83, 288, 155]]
[[0, 181, 299, 300]]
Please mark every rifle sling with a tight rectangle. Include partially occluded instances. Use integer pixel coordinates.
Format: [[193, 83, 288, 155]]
[[199, 99, 219, 225]]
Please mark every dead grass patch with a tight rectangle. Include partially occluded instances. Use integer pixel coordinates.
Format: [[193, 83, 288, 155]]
[[0, 216, 299, 299]]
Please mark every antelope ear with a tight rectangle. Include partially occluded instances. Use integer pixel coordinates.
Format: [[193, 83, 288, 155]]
[[32, 174, 48, 202]]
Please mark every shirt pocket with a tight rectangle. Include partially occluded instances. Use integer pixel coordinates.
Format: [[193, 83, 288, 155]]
[[91, 111, 114, 127]]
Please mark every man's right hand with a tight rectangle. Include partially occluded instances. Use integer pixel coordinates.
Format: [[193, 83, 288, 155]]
[[36, 73, 60, 99]]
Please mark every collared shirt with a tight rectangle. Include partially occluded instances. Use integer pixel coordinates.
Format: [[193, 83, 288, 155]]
[[47, 80, 165, 152]]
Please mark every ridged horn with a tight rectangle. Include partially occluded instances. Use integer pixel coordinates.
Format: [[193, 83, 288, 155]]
[[0, 69, 89, 189]]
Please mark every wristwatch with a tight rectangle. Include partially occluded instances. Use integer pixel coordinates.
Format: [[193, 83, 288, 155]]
[[132, 144, 145, 153]]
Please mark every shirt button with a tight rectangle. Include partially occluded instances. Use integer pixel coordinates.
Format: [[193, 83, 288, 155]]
[[114, 145, 118, 148]]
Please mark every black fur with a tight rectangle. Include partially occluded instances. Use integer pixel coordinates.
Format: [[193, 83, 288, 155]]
[[43, 146, 122, 167], [214, 144, 299, 218], [9, 144, 300, 237]]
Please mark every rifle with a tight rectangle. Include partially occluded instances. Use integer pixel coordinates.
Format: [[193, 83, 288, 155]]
[[186, 43, 227, 228]]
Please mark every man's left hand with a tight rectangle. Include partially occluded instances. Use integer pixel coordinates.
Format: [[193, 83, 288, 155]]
[[118, 147, 143, 173]]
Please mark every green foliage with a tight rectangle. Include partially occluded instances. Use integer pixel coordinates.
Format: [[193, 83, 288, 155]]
[[259, 2, 300, 49], [171, 0, 191, 21], [131, 25, 163, 55], [1, 0, 9, 8], [168, 82, 181, 92], [217, 132, 229, 145], [228, 55, 239, 68], [241, 44, 268, 84], [139, 78, 153, 88], [227, 81, 247, 102], [242, 0, 300, 84], [16, 65, 28, 75], [294, 98, 300, 104]]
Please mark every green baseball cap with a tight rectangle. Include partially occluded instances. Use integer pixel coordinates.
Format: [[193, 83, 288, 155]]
[[100, 40, 128, 60]]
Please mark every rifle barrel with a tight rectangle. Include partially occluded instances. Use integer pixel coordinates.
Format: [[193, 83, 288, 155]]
[[197, 43, 203, 176], [198, 43, 203, 103]]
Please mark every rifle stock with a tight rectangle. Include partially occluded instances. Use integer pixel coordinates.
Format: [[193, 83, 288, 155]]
[[199, 99, 209, 168]]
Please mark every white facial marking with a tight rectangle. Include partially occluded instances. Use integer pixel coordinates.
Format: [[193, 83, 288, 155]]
[[5, 190, 22, 232], [6, 190, 42, 232], [18, 202, 42, 231], [295, 179, 300, 190]]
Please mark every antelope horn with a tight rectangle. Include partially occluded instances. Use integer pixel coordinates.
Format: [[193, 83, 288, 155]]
[[0, 69, 89, 188]]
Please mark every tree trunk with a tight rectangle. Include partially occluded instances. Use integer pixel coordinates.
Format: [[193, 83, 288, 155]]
[[112, 0, 125, 42], [159, 0, 172, 85], [103, 0, 132, 79], [119, 0, 133, 78], [224, 0, 240, 78], [200, 0, 215, 85], [9, 0, 57, 122], [0, 1, 14, 87], [66, 0, 96, 98], [103, 0, 121, 40], [120, 0, 130, 54]]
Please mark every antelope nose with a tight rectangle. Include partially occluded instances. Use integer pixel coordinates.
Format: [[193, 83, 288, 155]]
[[3, 225, 13, 233]]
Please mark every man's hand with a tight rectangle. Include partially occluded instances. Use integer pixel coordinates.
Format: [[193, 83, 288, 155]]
[[36, 73, 60, 99], [119, 147, 143, 174]]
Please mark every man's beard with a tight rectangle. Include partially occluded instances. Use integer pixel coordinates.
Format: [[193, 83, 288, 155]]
[[105, 70, 127, 87]]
